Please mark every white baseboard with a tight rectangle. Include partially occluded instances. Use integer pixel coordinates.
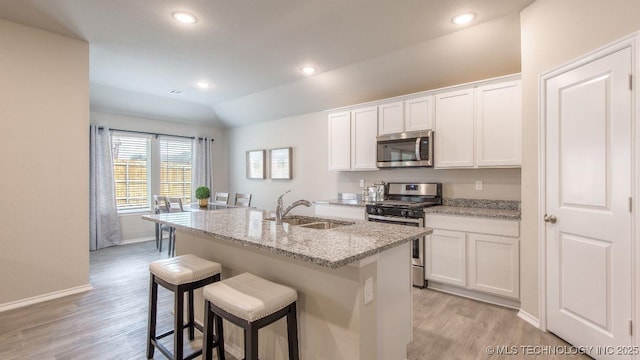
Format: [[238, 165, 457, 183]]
[[427, 282, 521, 309], [517, 309, 541, 329], [0, 283, 93, 313], [120, 236, 155, 245]]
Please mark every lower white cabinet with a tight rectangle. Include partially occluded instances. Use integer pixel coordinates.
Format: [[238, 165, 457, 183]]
[[468, 233, 519, 299], [425, 230, 466, 287], [425, 214, 520, 300]]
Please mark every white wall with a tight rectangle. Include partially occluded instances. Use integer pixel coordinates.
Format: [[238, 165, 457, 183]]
[[227, 111, 521, 216], [90, 111, 227, 241], [0, 20, 89, 304], [519, 0, 640, 320]]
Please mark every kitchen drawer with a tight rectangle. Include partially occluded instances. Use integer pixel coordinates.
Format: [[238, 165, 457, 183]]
[[424, 214, 519, 237]]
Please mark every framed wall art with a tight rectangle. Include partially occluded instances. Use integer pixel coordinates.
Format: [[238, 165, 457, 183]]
[[246, 149, 266, 179], [270, 147, 292, 180]]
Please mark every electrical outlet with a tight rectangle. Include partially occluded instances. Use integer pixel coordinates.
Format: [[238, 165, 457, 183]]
[[360, 179, 365, 188], [475, 180, 483, 191], [364, 277, 374, 304]]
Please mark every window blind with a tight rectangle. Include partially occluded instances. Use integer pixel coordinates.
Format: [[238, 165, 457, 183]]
[[159, 137, 193, 205], [112, 134, 151, 211]]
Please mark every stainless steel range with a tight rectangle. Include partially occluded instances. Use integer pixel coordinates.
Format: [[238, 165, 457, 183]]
[[366, 182, 442, 288]]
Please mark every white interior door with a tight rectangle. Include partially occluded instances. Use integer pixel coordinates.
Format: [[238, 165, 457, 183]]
[[545, 46, 632, 358]]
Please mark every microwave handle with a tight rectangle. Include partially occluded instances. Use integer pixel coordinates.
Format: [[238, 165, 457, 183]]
[[415, 137, 422, 161]]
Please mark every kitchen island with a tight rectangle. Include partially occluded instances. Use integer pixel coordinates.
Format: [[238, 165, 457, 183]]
[[143, 208, 430, 360]]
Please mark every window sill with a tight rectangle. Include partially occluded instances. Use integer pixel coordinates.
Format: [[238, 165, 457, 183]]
[[117, 208, 152, 216]]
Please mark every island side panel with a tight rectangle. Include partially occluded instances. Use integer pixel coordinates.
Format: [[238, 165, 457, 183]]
[[176, 229, 376, 360], [376, 241, 412, 360]]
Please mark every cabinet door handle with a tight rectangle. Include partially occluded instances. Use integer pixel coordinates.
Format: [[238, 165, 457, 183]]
[[543, 214, 557, 224]]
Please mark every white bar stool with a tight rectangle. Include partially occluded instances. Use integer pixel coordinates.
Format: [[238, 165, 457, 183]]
[[147, 254, 222, 360], [202, 272, 299, 360]]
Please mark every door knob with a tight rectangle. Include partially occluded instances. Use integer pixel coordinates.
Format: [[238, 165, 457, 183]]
[[544, 214, 557, 224]]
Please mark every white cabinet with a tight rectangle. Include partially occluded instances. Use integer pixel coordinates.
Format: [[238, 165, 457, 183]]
[[434, 78, 521, 169], [378, 101, 404, 135], [378, 97, 434, 136], [474, 80, 522, 167], [328, 111, 351, 170], [434, 89, 475, 168], [468, 233, 519, 298], [425, 214, 520, 301], [425, 230, 466, 287], [351, 107, 378, 170], [327, 107, 378, 171], [405, 96, 434, 132]]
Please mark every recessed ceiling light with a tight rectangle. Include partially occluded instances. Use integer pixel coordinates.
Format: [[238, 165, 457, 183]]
[[451, 12, 476, 25], [196, 81, 211, 89], [301, 65, 317, 75], [172, 11, 198, 24]]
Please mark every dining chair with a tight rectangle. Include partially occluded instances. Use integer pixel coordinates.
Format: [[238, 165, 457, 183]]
[[234, 193, 252, 207], [152, 195, 169, 251], [213, 192, 229, 206], [165, 197, 185, 212], [163, 197, 184, 257]]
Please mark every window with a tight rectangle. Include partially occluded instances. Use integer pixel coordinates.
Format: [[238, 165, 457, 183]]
[[112, 134, 151, 211], [160, 137, 192, 205]]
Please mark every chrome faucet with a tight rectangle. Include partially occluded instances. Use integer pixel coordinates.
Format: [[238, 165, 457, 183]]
[[275, 190, 312, 224]]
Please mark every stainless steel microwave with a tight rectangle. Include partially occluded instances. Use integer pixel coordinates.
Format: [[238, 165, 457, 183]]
[[376, 130, 434, 168]]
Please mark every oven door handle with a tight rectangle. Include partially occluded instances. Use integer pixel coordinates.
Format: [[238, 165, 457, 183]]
[[415, 137, 422, 161], [368, 214, 424, 224]]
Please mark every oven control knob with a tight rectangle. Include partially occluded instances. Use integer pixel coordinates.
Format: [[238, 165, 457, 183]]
[[408, 210, 415, 217], [376, 208, 384, 215], [400, 210, 407, 217]]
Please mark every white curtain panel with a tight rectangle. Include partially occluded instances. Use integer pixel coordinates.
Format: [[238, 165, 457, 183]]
[[89, 126, 122, 250], [192, 138, 213, 200]]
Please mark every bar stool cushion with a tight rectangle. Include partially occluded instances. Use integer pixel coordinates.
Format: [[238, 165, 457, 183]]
[[150, 254, 222, 285], [203, 272, 297, 322]]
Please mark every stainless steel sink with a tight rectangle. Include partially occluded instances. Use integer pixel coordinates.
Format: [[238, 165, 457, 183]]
[[298, 222, 345, 230], [265, 216, 354, 229]]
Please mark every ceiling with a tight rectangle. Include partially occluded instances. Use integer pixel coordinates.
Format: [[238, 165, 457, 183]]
[[0, 0, 535, 128]]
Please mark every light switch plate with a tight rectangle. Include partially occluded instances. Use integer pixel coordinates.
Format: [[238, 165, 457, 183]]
[[475, 180, 483, 191], [364, 277, 374, 304]]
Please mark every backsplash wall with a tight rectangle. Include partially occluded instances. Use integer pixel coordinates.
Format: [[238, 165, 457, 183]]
[[228, 110, 521, 215], [338, 167, 521, 200]]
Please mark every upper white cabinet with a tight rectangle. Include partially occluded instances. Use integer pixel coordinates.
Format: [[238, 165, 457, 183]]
[[327, 107, 378, 171], [328, 111, 351, 170], [351, 107, 378, 170], [405, 96, 434, 132], [328, 74, 521, 171], [378, 101, 404, 135], [434, 78, 522, 169], [434, 89, 475, 168], [474, 80, 522, 167], [378, 96, 434, 135]]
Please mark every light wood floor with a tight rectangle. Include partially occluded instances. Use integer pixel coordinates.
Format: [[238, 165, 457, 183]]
[[0, 241, 589, 360]]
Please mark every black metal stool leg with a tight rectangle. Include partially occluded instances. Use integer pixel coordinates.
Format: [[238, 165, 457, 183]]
[[174, 287, 184, 360], [287, 302, 300, 360], [188, 289, 195, 340], [146, 275, 158, 359], [216, 313, 226, 360], [245, 324, 259, 360]]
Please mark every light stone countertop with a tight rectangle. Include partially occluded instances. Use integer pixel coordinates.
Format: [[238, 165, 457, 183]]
[[313, 199, 369, 207], [143, 208, 430, 268], [426, 198, 521, 219], [424, 206, 521, 220], [315, 197, 521, 220]]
